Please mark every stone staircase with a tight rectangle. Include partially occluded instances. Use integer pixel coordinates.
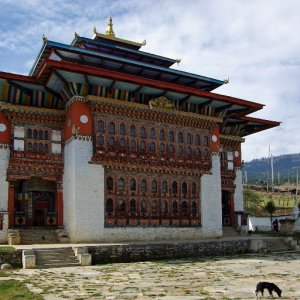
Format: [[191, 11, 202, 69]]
[[265, 237, 300, 252], [18, 228, 60, 244], [222, 227, 239, 238], [265, 238, 290, 252], [35, 247, 80, 269]]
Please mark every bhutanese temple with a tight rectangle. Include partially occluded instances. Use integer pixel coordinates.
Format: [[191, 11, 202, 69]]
[[0, 18, 280, 243]]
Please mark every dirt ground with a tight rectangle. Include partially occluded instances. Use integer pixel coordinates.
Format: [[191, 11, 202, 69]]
[[2, 251, 300, 299]]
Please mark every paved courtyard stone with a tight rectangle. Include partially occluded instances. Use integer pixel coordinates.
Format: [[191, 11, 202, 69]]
[[3, 251, 300, 299]]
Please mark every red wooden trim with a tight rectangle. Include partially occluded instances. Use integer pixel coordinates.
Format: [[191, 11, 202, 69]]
[[230, 192, 235, 227], [40, 60, 264, 110], [57, 190, 63, 227], [0, 71, 37, 83], [45, 69, 56, 87], [8, 183, 14, 226], [240, 115, 281, 126]]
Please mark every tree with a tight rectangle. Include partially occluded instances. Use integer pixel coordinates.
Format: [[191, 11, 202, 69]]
[[265, 200, 276, 229], [244, 189, 264, 214]]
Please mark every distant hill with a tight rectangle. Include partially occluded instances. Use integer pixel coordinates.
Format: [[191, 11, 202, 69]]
[[243, 153, 300, 185]]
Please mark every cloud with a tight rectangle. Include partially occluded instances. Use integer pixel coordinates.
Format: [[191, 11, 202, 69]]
[[0, 0, 300, 161]]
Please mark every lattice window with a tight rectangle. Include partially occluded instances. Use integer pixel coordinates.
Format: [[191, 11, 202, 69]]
[[106, 198, 113, 213], [25, 127, 51, 154], [141, 179, 147, 192]]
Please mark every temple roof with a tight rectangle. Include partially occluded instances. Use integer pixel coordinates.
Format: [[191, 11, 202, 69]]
[[0, 18, 280, 137], [92, 17, 146, 50], [221, 115, 281, 137], [29, 39, 224, 92], [71, 36, 177, 68]]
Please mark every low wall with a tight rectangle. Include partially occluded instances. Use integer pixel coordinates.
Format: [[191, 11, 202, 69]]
[[249, 215, 297, 232], [88, 239, 250, 264], [0, 249, 22, 267]]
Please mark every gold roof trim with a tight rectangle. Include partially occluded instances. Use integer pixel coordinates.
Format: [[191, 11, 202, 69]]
[[86, 95, 222, 123], [149, 96, 175, 110], [0, 102, 65, 116], [220, 134, 245, 143], [93, 17, 146, 47]]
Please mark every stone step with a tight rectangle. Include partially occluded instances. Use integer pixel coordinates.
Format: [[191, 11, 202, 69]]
[[222, 227, 239, 237], [36, 262, 81, 269], [265, 239, 290, 252], [34, 248, 80, 269], [18, 229, 60, 244], [36, 259, 79, 264]]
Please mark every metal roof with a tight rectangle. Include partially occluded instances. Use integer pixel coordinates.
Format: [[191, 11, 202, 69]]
[[71, 36, 177, 67], [30, 40, 224, 91]]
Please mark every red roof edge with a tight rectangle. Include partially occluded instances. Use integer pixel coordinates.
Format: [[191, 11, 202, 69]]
[[40, 59, 265, 111], [0, 71, 37, 83], [240, 115, 281, 127]]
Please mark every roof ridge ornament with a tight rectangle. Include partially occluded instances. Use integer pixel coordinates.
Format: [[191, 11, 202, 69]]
[[42, 34, 48, 44], [223, 77, 230, 84], [93, 18, 146, 48], [106, 16, 115, 37], [149, 96, 176, 110]]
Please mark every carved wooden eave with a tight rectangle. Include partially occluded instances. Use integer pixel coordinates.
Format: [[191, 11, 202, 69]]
[[86, 95, 223, 129], [7, 158, 63, 182], [0, 103, 65, 127], [91, 150, 211, 176], [91, 159, 210, 177], [220, 134, 245, 148]]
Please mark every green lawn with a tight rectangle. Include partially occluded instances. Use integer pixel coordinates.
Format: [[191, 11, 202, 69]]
[[0, 280, 43, 300], [244, 188, 296, 216], [0, 247, 15, 252]]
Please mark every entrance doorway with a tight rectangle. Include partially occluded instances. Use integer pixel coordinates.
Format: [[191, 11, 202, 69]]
[[222, 190, 233, 227], [32, 191, 55, 226], [14, 177, 57, 227]]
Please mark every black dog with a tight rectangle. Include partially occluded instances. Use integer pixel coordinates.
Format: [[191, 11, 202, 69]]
[[255, 281, 282, 297]]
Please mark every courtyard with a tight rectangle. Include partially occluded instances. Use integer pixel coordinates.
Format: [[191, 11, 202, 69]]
[[1, 251, 300, 299]]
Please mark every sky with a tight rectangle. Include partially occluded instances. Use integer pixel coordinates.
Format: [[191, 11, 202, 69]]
[[0, 0, 299, 162]]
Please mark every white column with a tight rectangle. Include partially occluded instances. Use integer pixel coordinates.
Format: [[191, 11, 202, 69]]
[[234, 167, 244, 212], [0, 146, 10, 243], [63, 138, 105, 242], [200, 153, 222, 237]]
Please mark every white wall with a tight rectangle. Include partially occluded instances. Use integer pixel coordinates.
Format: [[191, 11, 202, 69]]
[[63, 141, 223, 242], [0, 148, 9, 243], [0, 214, 8, 243], [200, 153, 222, 237], [63, 140, 76, 238], [249, 216, 284, 231], [13, 126, 24, 138]]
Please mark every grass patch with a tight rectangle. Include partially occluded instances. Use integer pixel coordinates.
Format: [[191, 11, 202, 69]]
[[0, 279, 43, 299], [0, 247, 16, 252]]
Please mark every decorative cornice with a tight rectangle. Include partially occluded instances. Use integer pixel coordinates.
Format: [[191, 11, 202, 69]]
[[211, 152, 220, 156], [0, 103, 65, 126], [220, 134, 245, 143], [0, 103, 65, 116], [65, 96, 86, 110], [92, 159, 209, 177], [65, 134, 93, 145], [86, 95, 222, 128], [0, 144, 10, 150]]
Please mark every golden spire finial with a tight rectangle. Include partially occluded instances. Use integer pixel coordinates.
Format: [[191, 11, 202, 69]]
[[106, 16, 115, 37]]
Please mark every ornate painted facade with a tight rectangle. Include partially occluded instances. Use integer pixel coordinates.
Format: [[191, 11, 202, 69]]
[[0, 19, 279, 242]]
